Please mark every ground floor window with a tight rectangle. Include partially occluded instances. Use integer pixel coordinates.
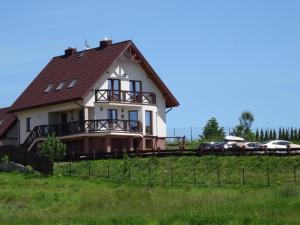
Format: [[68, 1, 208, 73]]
[[26, 118, 31, 132], [145, 139, 153, 149], [145, 111, 153, 134]]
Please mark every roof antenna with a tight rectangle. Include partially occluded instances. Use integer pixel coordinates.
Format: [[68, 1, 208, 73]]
[[84, 39, 90, 50]]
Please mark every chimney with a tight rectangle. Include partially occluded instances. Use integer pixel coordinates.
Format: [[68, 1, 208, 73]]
[[64, 47, 77, 57], [99, 38, 112, 49]]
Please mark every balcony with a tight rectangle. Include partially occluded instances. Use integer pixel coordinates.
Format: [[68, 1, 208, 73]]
[[95, 90, 156, 105], [23, 119, 143, 149]]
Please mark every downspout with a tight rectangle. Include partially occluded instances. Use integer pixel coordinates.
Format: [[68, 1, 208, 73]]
[[166, 107, 173, 114]]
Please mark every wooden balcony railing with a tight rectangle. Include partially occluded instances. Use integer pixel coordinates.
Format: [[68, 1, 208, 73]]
[[23, 119, 143, 149], [95, 90, 156, 105]]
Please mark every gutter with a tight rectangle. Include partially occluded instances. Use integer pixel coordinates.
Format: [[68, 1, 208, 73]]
[[166, 107, 173, 114]]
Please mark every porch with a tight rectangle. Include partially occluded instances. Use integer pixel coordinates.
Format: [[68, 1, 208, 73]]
[[23, 119, 143, 150]]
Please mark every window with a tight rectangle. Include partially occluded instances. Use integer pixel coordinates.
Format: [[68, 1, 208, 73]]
[[44, 84, 53, 93], [129, 111, 138, 132], [26, 118, 31, 132], [145, 111, 153, 134], [56, 82, 65, 90], [68, 80, 77, 88], [145, 139, 153, 149], [130, 80, 141, 92], [108, 79, 121, 101], [108, 109, 118, 121]]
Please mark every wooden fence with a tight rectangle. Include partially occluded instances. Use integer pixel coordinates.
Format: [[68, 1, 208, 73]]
[[0, 145, 53, 175]]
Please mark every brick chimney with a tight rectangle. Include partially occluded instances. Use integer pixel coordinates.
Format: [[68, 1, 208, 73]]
[[99, 38, 112, 49], [64, 47, 77, 57]]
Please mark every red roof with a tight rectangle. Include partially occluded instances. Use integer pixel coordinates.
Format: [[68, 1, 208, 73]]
[[10, 40, 179, 112], [0, 107, 16, 138]]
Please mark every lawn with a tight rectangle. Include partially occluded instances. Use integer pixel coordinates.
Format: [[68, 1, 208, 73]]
[[0, 156, 300, 225]]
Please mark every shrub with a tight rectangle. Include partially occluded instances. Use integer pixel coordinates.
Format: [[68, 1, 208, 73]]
[[38, 134, 66, 162]]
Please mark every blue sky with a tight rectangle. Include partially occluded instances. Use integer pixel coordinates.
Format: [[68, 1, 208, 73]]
[[1, 0, 300, 130]]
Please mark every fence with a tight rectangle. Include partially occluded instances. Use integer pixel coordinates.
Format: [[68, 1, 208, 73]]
[[167, 126, 300, 141], [55, 156, 299, 188], [0, 145, 53, 175]]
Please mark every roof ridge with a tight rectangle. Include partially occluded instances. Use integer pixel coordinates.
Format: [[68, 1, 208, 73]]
[[53, 40, 132, 58]]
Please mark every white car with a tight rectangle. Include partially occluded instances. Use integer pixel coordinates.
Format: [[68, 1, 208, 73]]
[[261, 140, 300, 149], [224, 136, 246, 150]]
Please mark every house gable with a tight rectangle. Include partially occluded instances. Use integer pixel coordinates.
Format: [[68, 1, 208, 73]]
[[10, 40, 179, 113]]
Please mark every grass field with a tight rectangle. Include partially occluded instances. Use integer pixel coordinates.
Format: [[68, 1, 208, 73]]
[[1, 156, 300, 225], [55, 156, 300, 187]]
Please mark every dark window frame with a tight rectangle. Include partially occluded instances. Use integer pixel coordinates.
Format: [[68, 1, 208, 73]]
[[108, 109, 118, 121], [129, 80, 142, 92], [26, 117, 31, 132], [145, 111, 153, 135]]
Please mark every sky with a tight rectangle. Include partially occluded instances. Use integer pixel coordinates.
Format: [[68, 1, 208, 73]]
[[1, 0, 300, 131]]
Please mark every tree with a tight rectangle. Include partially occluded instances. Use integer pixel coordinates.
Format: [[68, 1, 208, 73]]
[[264, 130, 269, 141], [232, 111, 255, 141], [269, 129, 273, 140], [291, 128, 294, 141], [255, 129, 259, 141], [273, 129, 277, 140], [282, 128, 286, 140], [260, 129, 264, 142], [294, 129, 298, 141], [38, 134, 66, 162], [200, 117, 225, 141], [278, 127, 282, 139]]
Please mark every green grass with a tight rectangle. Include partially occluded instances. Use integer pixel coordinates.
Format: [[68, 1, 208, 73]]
[[1, 156, 300, 225], [55, 156, 300, 187], [0, 172, 300, 225]]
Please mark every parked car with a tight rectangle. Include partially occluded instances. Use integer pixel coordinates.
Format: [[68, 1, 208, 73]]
[[199, 142, 225, 151], [245, 142, 261, 150], [261, 140, 300, 149], [224, 136, 246, 150]]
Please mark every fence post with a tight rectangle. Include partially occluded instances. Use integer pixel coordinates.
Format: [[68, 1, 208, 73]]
[[242, 167, 245, 185], [217, 168, 220, 186], [128, 166, 131, 182], [193, 167, 197, 185], [69, 161, 72, 177], [107, 164, 110, 180], [267, 165, 270, 187], [294, 165, 297, 182], [148, 166, 151, 186], [88, 160, 91, 178], [171, 168, 174, 186]]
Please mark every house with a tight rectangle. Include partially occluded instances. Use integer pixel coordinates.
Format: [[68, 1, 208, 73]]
[[0, 107, 18, 146], [9, 39, 179, 155]]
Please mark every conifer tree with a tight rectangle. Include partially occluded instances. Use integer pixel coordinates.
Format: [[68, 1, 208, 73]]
[[282, 128, 286, 140], [273, 129, 277, 140], [264, 130, 269, 141], [260, 129, 264, 142], [255, 129, 259, 141], [279, 127, 282, 140], [294, 129, 298, 141], [286, 128, 290, 140], [298, 129, 300, 141], [291, 128, 294, 141], [269, 129, 273, 140]]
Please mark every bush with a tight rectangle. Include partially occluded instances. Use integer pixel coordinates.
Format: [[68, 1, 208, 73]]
[[38, 134, 66, 162]]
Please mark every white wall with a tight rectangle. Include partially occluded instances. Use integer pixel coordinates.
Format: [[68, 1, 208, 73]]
[[84, 55, 167, 137], [18, 102, 82, 143]]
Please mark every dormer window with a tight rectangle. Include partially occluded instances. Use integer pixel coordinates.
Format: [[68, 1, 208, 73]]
[[68, 80, 77, 88], [44, 84, 53, 93], [56, 82, 65, 91]]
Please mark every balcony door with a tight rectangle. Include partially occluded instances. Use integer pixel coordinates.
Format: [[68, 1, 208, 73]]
[[108, 109, 118, 130], [129, 110, 139, 132], [108, 79, 121, 101], [145, 111, 153, 135], [129, 80, 141, 102]]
